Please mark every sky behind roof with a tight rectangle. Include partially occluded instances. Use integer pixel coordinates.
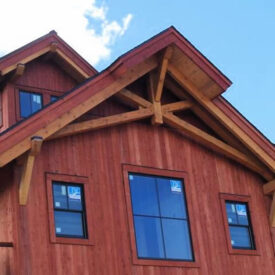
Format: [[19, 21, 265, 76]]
[[1, 0, 274, 142]]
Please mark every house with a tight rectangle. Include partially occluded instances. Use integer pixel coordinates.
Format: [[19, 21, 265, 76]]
[[0, 26, 274, 275]]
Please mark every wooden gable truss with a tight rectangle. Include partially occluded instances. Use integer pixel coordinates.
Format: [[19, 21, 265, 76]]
[[0, 27, 274, 225]]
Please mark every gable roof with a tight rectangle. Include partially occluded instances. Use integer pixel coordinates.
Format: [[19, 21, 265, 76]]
[[0, 30, 97, 82], [0, 26, 273, 180]]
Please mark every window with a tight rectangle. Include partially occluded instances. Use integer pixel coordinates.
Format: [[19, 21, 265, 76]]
[[50, 95, 59, 102], [52, 182, 87, 238], [128, 173, 193, 261], [220, 193, 260, 256], [46, 173, 93, 245], [225, 201, 255, 250], [19, 90, 42, 118]]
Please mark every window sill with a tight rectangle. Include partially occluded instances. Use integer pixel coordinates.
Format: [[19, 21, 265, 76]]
[[227, 248, 260, 256], [133, 258, 199, 268], [50, 236, 94, 246]]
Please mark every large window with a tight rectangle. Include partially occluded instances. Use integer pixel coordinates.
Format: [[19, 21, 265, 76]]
[[128, 173, 194, 261], [19, 90, 42, 118], [225, 201, 255, 250], [52, 182, 87, 238]]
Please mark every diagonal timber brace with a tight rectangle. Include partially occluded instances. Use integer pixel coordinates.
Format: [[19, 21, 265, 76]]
[[19, 136, 43, 205]]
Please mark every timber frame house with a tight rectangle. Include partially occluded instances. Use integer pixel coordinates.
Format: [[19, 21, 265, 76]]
[[0, 27, 274, 274]]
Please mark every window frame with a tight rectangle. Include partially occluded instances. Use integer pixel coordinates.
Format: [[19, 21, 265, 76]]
[[15, 86, 63, 121], [219, 193, 260, 256], [123, 164, 200, 268], [46, 173, 94, 246]]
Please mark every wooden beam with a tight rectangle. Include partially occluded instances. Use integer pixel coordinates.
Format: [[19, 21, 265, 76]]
[[19, 137, 43, 205], [0, 57, 158, 167], [163, 112, 272, 178], [270, 192, 275, 227], [162, 101, 193, 113], [49, 108, 154, 140], [164, 78, 274, 180], [263, 179, 275, 195], [0, 46, 51, 76], [55, 49, 89, 79], [155, 46, 173, 102], [168, 63, 275, 173], [10, 64, 25, 82], [116, 89, 152, 108], [147, 72, 163, 125]]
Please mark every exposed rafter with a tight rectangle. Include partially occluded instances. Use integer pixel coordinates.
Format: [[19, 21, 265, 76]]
[[49, 108, 154, 140], [155, 46, 173, 102], [19, 137, 43, 205], [0, 57, 158, 167], [163, 112, 272, 179], [167, 63, 275, 173]]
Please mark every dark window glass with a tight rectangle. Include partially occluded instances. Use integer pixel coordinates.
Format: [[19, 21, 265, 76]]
[[225, 201, 255, 249], [19, 90, 42, 118], [52, 182, 87, 238], [129, 173, 194, 261], [50, 95, 59, 102]]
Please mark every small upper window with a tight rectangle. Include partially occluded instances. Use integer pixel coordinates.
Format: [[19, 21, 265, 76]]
[[19, 90, 42, 118], [129, 173, 194, 261], [52, 182, 87, 239], [225, 201, 255, 250], [50, 95, 59, 102]]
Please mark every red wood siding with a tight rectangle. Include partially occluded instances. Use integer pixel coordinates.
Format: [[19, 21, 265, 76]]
[[2, 121, 274, 275]]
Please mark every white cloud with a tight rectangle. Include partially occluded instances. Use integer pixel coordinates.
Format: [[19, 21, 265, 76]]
[[0, 0, 132, 66]]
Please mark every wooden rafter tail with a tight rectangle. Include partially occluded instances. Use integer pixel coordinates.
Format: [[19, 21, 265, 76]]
[[163, 113, 272, 180], [270, 192, 275, 227], [263, 179, 275, 195], [49, 108, 154, 140], [10, 63, 25, 82], [0, 57, 158, 168], [116, 89, 152, 108], [19, 137, 43, 205], [167, 63, 275, 173], [155, 46, 173, 102]]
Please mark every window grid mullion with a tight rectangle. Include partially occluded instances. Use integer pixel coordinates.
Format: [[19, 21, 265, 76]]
[[155, 178, 167, 259]]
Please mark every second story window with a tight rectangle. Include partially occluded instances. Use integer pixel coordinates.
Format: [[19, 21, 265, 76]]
[[50, 95, 59, 102], [52, 182, 87, 239], [19, 90, 42, 118], [225, 201, 255, 250]]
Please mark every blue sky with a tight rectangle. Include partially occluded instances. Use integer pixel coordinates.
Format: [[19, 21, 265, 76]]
[[0, 0, 274, 143], [99, 0, 275, 143]]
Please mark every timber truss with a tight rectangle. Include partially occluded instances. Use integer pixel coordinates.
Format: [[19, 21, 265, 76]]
[[4, 45, 274, 227]]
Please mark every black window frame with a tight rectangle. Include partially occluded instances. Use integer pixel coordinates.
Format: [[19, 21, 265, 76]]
[[52, 181, 88, 239], [19, 90, 43, 118], [225, 200, 255, 250], [128, 172, 195, 262]]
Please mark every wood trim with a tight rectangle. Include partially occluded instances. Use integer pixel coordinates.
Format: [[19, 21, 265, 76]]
[[155, 46, 173, 102], [49, 107, 154, 140], [0, 57, 158, 167], [219, 193, 261, 256], [19, 137, 43, 205], [55, 48, 89, 79], [116, 89, 152, 108], [46, 173, 94, 246], [167, 63, 275, 173], [122, 164, 200, 268], [163, 113, 271, 179], [0, 46, 51, 76], [263, 179, 275, 195]]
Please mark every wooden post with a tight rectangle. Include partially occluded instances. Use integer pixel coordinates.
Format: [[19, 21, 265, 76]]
[[19, 136, 43, 205]]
